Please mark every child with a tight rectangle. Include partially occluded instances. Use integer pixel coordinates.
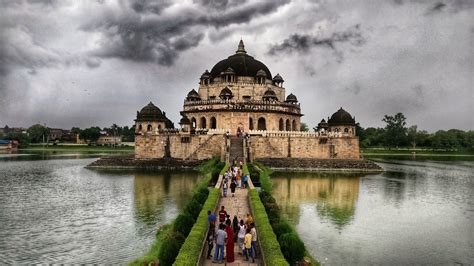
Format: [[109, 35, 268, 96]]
[[244, 228, 254, 263]]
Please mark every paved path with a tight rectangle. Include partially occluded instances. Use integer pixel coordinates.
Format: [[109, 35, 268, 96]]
[[202, 186, 260, 266]]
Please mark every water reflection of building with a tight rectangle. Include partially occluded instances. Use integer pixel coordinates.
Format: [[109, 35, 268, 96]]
[[133, 171, 199, 226], [272, 173, 361, 228]]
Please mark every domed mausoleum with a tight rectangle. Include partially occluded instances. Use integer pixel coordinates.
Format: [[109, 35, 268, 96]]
[[135, 41, 360, 161]]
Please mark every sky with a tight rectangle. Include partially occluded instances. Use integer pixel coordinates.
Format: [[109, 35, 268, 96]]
[[0, 0, 473, 132]]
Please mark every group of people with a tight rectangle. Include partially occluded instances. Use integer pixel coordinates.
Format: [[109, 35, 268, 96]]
[[222, 162, 248, 197], [207, 206, 258, 263]]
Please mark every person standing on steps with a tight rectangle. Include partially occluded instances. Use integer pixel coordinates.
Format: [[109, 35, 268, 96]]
[[244, 228, 255, 263], [207, 210, 216, 230], [213, 224, 227, 263], [230, 178, 237, 197], [218, 206, 227, 224], [237, 219, 246, 255], [225, 219, 235, 263], [232, 215, 239, 242], [250, 222, 258, 259], [206, 226, 214, 259]]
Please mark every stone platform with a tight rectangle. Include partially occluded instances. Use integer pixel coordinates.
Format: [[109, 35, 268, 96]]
[[256, 158, 383, 172], [86, 155, 203, 169]]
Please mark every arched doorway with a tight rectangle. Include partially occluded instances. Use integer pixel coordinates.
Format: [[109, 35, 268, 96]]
[[191, 117, 196, 128], [200, 117, 207, 128], [249, 117, 254, 130], [257, 117, 266, 130], [285, 119, 290, 131], [279, 118, 284, 131], [292, 120, 297, 131], [210, 117, 217, 129]]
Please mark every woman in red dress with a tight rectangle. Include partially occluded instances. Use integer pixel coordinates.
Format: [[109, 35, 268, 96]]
[[225, 219, 235, 262]]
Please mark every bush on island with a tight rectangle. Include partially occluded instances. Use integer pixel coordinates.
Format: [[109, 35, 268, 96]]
[[174, 213, 195, 237], [279, 233, 306, 265], [158, 231, 185, 266]]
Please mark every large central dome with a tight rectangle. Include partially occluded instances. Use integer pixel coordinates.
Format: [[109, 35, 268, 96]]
[[210, 40, 272, 79]]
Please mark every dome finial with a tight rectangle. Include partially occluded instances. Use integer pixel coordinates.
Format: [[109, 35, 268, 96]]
[[236, 39, 246, 54]]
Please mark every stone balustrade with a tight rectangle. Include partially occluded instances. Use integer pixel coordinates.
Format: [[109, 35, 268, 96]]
[[183, 99, 301, 115], [247, 130, 353, 138]]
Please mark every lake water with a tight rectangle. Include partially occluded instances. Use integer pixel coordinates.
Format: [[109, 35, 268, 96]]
[[271, 159, 474, 265], [0, 154, 200, 264]]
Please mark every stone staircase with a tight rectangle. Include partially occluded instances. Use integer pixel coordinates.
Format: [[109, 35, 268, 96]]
[[229, 136, 244, 163]]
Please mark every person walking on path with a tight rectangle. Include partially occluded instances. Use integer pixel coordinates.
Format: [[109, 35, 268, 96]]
[[208, 210, 216, 229], [250, 222, 258, 258], [244, 228, 255, 263], [206, 227, 215, 259], [218, 206, 227, 224], [230, 178, 237, 197], [223, 180, 228, 197], [225, 219, 235, 263], [245, 213, 253, 227], [237, 219, 246, 255], [232, 216, 239, 242], [213, 224, 227, 263]]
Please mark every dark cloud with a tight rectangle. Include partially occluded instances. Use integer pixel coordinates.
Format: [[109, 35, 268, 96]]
[[267, 24, 366, 57], [84, 0, 289, 66], [131, 0, 171, 14]]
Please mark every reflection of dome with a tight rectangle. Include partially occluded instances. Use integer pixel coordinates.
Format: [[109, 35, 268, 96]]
[[219, 87, 233, 100], [186, 89, 201, 101], [285, 93, 298, 103], [136, 102, 165, 121], [328, 108, 355, 125], [210, 40, 272, 78], [262, 89, 278, 101]]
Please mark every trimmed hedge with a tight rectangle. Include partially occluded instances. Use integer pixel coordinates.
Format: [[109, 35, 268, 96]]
[[172, 188, 220, 265], [249, 189, 289, 266]]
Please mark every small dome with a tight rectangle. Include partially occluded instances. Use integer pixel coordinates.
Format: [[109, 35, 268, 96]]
[[285, 93, 298, 103], [221, 67, 235, 75], [273, 73, 284, 82], [136, 102, 165, 121], [179, 115, 191, 125], [256, 69, 267, 77], [219, 87, 233, 100], [200, 70, 211, 78], [328, 108, 356, 125], [262, 89, 278, 101], [186, 89, 201, 101]]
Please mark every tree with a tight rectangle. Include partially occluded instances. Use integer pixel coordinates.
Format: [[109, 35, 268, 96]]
[[382, 112, 407, 148], [79, 127, 101, 143], [5, 132, 30, 148], [300, 122, 309, 132], [407, 125, 418, 149], [27, 124, 50, 143]]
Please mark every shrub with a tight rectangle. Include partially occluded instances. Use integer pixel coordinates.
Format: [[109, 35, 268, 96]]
[[174, 213, 195, 237], [185, 199, 202, 220], [197, 186, 210, 196], [158, 231, 185, 266], [273, 222, 293, 239], [279, 233, 306, 265], [192, 191, 208, 205]]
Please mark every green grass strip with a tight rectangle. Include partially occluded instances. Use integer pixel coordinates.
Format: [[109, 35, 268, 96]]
[[249, 189, 289, 266], [172, 188, 220, 266]]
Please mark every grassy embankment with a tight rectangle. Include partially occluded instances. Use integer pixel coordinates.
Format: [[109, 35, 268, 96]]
[[245, 164, 320, 266], [20, 144, 134, 153], [129, 158, 228, 266]]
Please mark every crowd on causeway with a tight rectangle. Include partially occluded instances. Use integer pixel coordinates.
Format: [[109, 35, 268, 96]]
[[205, 163, 257, 264]]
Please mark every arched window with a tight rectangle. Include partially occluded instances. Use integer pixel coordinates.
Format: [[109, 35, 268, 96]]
[[210, 117, 217, 129], [292, 120, 297, 132], [344, 128, 349, 133], [200, 117, 207, 128], [279, 118, 284, 131], [335, 128, 339, 132], [138, 124, 142, 131], [257, 117, 266, 130], [249, 117, 254, 130], [147, 124, 152, 131], [285, 119, 291, 131], [191, 117, 196, 128]]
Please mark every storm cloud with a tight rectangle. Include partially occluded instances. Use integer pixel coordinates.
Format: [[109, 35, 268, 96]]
[[0, 0, 472, 132]]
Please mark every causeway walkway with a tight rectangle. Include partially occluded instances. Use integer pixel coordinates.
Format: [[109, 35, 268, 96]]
[[202, 181, 260, 266]]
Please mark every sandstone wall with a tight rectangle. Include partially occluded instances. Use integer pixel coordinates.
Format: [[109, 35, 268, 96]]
[[249, 136, 360, 160], [135, 134, 226, 160]]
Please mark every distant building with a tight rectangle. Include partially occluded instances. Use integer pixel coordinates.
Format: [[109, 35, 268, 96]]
[[48, 128, 75, 143], [0, 139, 19, 150], [97, 132, 122, 146]]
